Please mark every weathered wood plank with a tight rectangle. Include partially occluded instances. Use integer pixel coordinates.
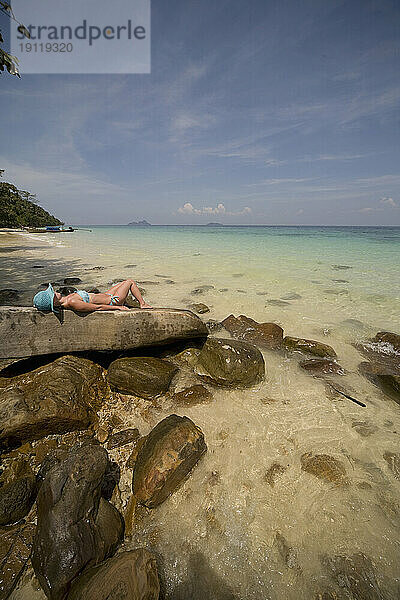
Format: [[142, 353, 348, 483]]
[[0, 307, 208, 359]]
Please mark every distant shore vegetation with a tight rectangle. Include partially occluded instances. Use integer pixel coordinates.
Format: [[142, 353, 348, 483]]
[[0, 176, 63, 227]]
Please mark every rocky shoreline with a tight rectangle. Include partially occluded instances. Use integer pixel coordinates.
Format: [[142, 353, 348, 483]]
[[1, 301, 399, 598], [1, 234, 400, 599]]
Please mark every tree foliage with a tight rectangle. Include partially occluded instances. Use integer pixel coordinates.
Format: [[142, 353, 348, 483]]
[[0, 180, 63, 227], [0, 1, 30, 77]]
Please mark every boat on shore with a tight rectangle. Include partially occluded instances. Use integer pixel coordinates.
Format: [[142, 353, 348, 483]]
[[24, 226, 75, 233]]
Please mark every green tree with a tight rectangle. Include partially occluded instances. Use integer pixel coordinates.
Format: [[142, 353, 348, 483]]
[[0, 1, 30, 77]]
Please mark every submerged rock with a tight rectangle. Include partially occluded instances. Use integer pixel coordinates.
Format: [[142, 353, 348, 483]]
[[191, 285, 215, 295], [222, 314, 283, 350], [0, 459, 36, 526], [0, 289, 20, 304], [359, 361, 400, 403], [172, 384, 213, 406], [133, 414, 207, 508], [107, 428, 141, 450], [264, 462, 287, 487], [108, 357, 178, 399], [301, 453, 348, 486], [67, 549, 160, 600], [383, 451, 400, 480], [283, 336, 337, 358], [322, 553, 385, 600], [188, 302, 210, 314], [0, 355, 107, 450], [32, 444, 124, 600], [300, 359, 345, 376], [0, 522, 35, 600], [196, 337, 265, 387], [64, 277, 82, 284]]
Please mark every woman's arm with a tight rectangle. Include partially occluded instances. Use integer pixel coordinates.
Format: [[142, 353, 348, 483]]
[[67, 299, 129, 313]]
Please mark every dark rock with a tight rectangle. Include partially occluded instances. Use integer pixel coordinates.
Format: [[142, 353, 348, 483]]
[[221, 314, 283, 350], [373, 331, 400, 352], [274, 532, 299, 570], [57, 285, 77, 296], [191, 285, 215, 295], [136, 280, 159, 285], [205, 320, 223, 333], [332, 279, 349, 283], [266, 299, 291, 306], [165, 279, 175, 284], [351, 421, 378, 437], [0, 355, 107, 450], [300, 359, 345, 376], [32, 444, 124, 600], [188, 303, 210, 314], [87, 287, 101, 294], [101, 461, 121, 500], [124, 264, 137, 268], [301, 453, 348, 486], [108, 357, 178, 399], [383, 451, 400, 479], [322, 553, 385, 600], [283, 336, 337, 358], [172, 385, 213, 406], [31, 265, 45, 268], [67, 549, 160, 600], [0, 522, 35, 600], [196, 337, 265, 387], [107, 428, 141, 450], [236, 289, 246, 293], [332, 265, 352, 270], [64, 277, 82, 284], [280, 292, 301, 300], [124, 295, 140, 308], [0, 289, 20, 304], [86, 266, 106, 271], [359, 361, 400, 403], [154, 274, 169, 278], [0, 459, 36, 525], [133, 414, 207, 508], [264, 463, 287, 487]]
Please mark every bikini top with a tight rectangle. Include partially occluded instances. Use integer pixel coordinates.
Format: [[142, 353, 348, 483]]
[[75, 290, 90, 303]]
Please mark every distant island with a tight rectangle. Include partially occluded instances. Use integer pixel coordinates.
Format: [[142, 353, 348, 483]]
[[127, 220, 152, 227], [206, 222, 224, 226], [0, 181, 63, 228]]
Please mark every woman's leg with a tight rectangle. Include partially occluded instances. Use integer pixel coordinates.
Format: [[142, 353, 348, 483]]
[[106, 279, 151, 308]]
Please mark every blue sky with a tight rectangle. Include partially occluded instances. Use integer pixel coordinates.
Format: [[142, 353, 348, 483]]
[[1, 0, 400, 225]]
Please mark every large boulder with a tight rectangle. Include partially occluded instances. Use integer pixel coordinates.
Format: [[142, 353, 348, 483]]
[[133, 414, 207, 508], [222, 314, 283, 349], [359, 361, 400, 404], [0, 458, 36, 526], [195, 337, 265, 387], [283, 336, 337, 358], [32, 444, 124, 600], [108, 357, 178, 398], [0, 307, 208, 360], [373, 331, 400, 352], [0, 522, 35, 600], [67, 549, 160, 600], [0, 355, 107, 450]]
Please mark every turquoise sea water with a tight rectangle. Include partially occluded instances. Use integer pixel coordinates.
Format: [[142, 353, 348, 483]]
[[5, 225, 400, 600]]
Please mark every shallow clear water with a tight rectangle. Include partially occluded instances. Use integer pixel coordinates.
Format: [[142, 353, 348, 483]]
[[3, 226, 400, 599]]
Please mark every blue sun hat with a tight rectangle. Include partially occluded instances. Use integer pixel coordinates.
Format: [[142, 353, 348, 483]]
[[33, 283, 58, 312]]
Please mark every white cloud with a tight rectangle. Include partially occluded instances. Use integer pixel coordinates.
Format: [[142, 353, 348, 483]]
[[177, 202, 251, 216], [380, 197, 398, 208]]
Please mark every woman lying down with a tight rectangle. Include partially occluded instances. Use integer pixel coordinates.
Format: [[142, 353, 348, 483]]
[[33, 279, 152, 313]]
